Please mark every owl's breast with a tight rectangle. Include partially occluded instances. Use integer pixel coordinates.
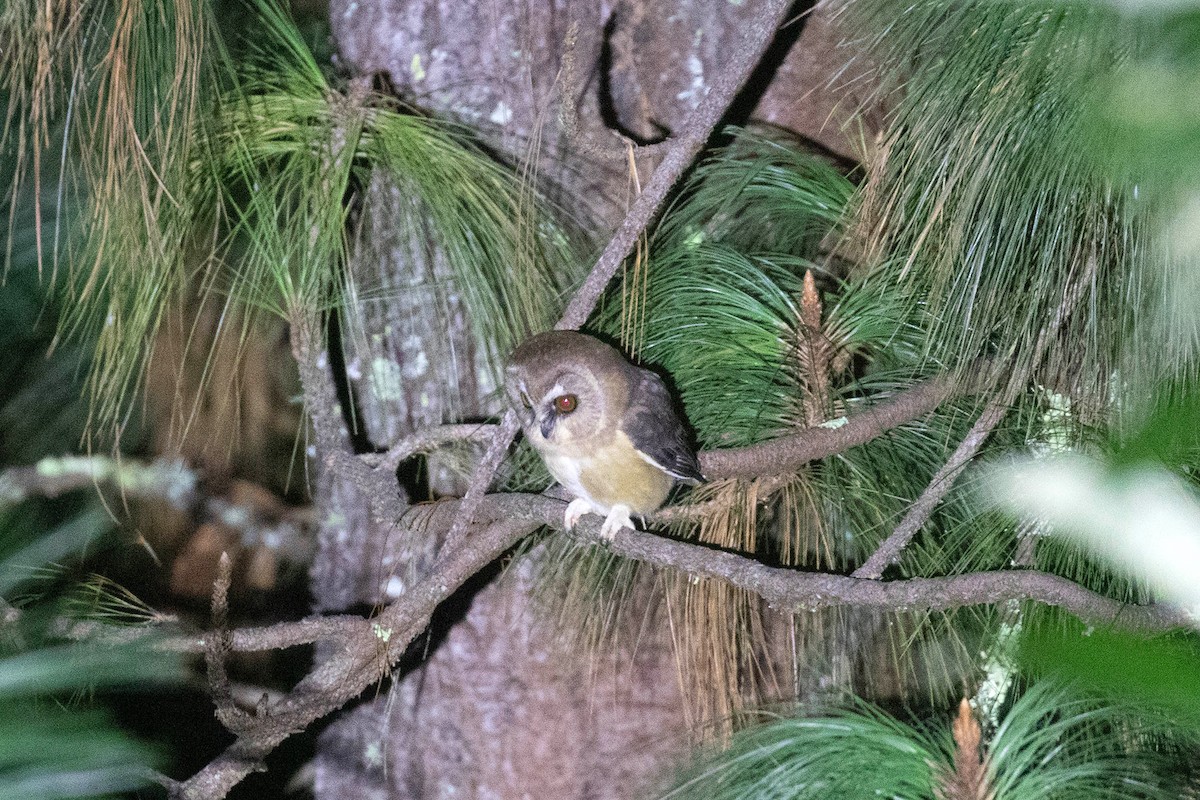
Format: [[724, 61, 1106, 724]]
[[541, 431, 674, 516]]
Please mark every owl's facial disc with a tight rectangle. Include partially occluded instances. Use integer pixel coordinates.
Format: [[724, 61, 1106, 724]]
[[537, 382, 570, 439], [504, 369, 537, 427], [504, 369, 522, 403], [531, 370, 603, 445]]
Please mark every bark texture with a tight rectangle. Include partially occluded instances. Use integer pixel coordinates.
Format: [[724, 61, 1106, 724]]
[[315, 558, 689, 799], [331, 0, 872, 227]]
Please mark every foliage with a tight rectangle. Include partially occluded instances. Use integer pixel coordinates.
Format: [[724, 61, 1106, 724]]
[[836, 0, 1184, 398], [657, 681, 1184, 800], [0, 133, 179, 789], [0, 505, 181, 800], [0, 0, 581, 441]]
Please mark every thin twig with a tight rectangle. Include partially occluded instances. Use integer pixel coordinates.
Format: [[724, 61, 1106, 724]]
[[440, 411, 521, 552], [851, 398, 1009, 579], [851, 254, 1100, 579], [363, 423, 500, 473], [205, 553, 247, 733]]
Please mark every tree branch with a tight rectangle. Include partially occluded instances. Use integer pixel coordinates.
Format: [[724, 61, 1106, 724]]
[[45, 613, 360, 654], [171, 487, 1188, 797], [851, 398, 1009, 579], [701, 370, 959, 480], [438, 493, 1191, 633], [0, 455, 198, 507], [600, 521, 1187, 633]]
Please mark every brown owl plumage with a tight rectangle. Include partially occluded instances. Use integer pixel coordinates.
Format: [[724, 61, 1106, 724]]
[[505, 331, 704, 540]]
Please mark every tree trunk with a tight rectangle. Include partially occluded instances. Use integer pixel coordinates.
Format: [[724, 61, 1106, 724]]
[[314, 2, 880, 796]]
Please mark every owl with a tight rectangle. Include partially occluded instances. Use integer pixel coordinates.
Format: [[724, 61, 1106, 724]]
[[505, 331, 704, 540]]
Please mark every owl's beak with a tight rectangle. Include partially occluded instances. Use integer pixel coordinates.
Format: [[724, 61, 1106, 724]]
[[538, 412, 556, 440]]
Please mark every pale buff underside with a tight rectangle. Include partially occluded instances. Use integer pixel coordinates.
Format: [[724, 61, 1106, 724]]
[[541, 430, 674, 516]]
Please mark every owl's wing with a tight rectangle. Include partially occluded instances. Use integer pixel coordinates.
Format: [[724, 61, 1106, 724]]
[[623, 367, 705, 485]]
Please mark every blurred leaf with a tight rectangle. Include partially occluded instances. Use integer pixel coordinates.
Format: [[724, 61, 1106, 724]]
[[0, 508, 112, 597], [991, 455, 1200, 615], [0, 642, 180, 699], [1023, 629, 1200, 725], [1091, 9, 1200, 192], [1085, 5, 1200, 361], [0, 501, 177, 798], [0, 703, 156, 800], [1112, 385, 1200, 471]]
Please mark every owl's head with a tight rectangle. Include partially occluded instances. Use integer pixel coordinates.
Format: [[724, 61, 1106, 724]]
[[505, 331, 631, 447]]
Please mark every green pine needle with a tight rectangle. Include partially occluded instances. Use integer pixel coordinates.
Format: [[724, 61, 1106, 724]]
[[837, 0, 1183, 400], [658, 681, 1184, 800]]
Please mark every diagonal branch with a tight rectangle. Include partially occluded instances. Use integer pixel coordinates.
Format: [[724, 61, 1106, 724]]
[[701, 368, 961, 480], [441, 411, 521, 551], [554, 0, 795, 330], [851, 398, 1009, 579], [851, 254, 1100, 579]]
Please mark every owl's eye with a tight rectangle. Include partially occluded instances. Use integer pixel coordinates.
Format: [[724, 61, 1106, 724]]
[[553, 394, 578, 414]]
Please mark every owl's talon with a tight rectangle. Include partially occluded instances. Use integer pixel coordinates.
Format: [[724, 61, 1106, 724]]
[[564, 497, 593, 532], [599, 504, 635, 542]]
